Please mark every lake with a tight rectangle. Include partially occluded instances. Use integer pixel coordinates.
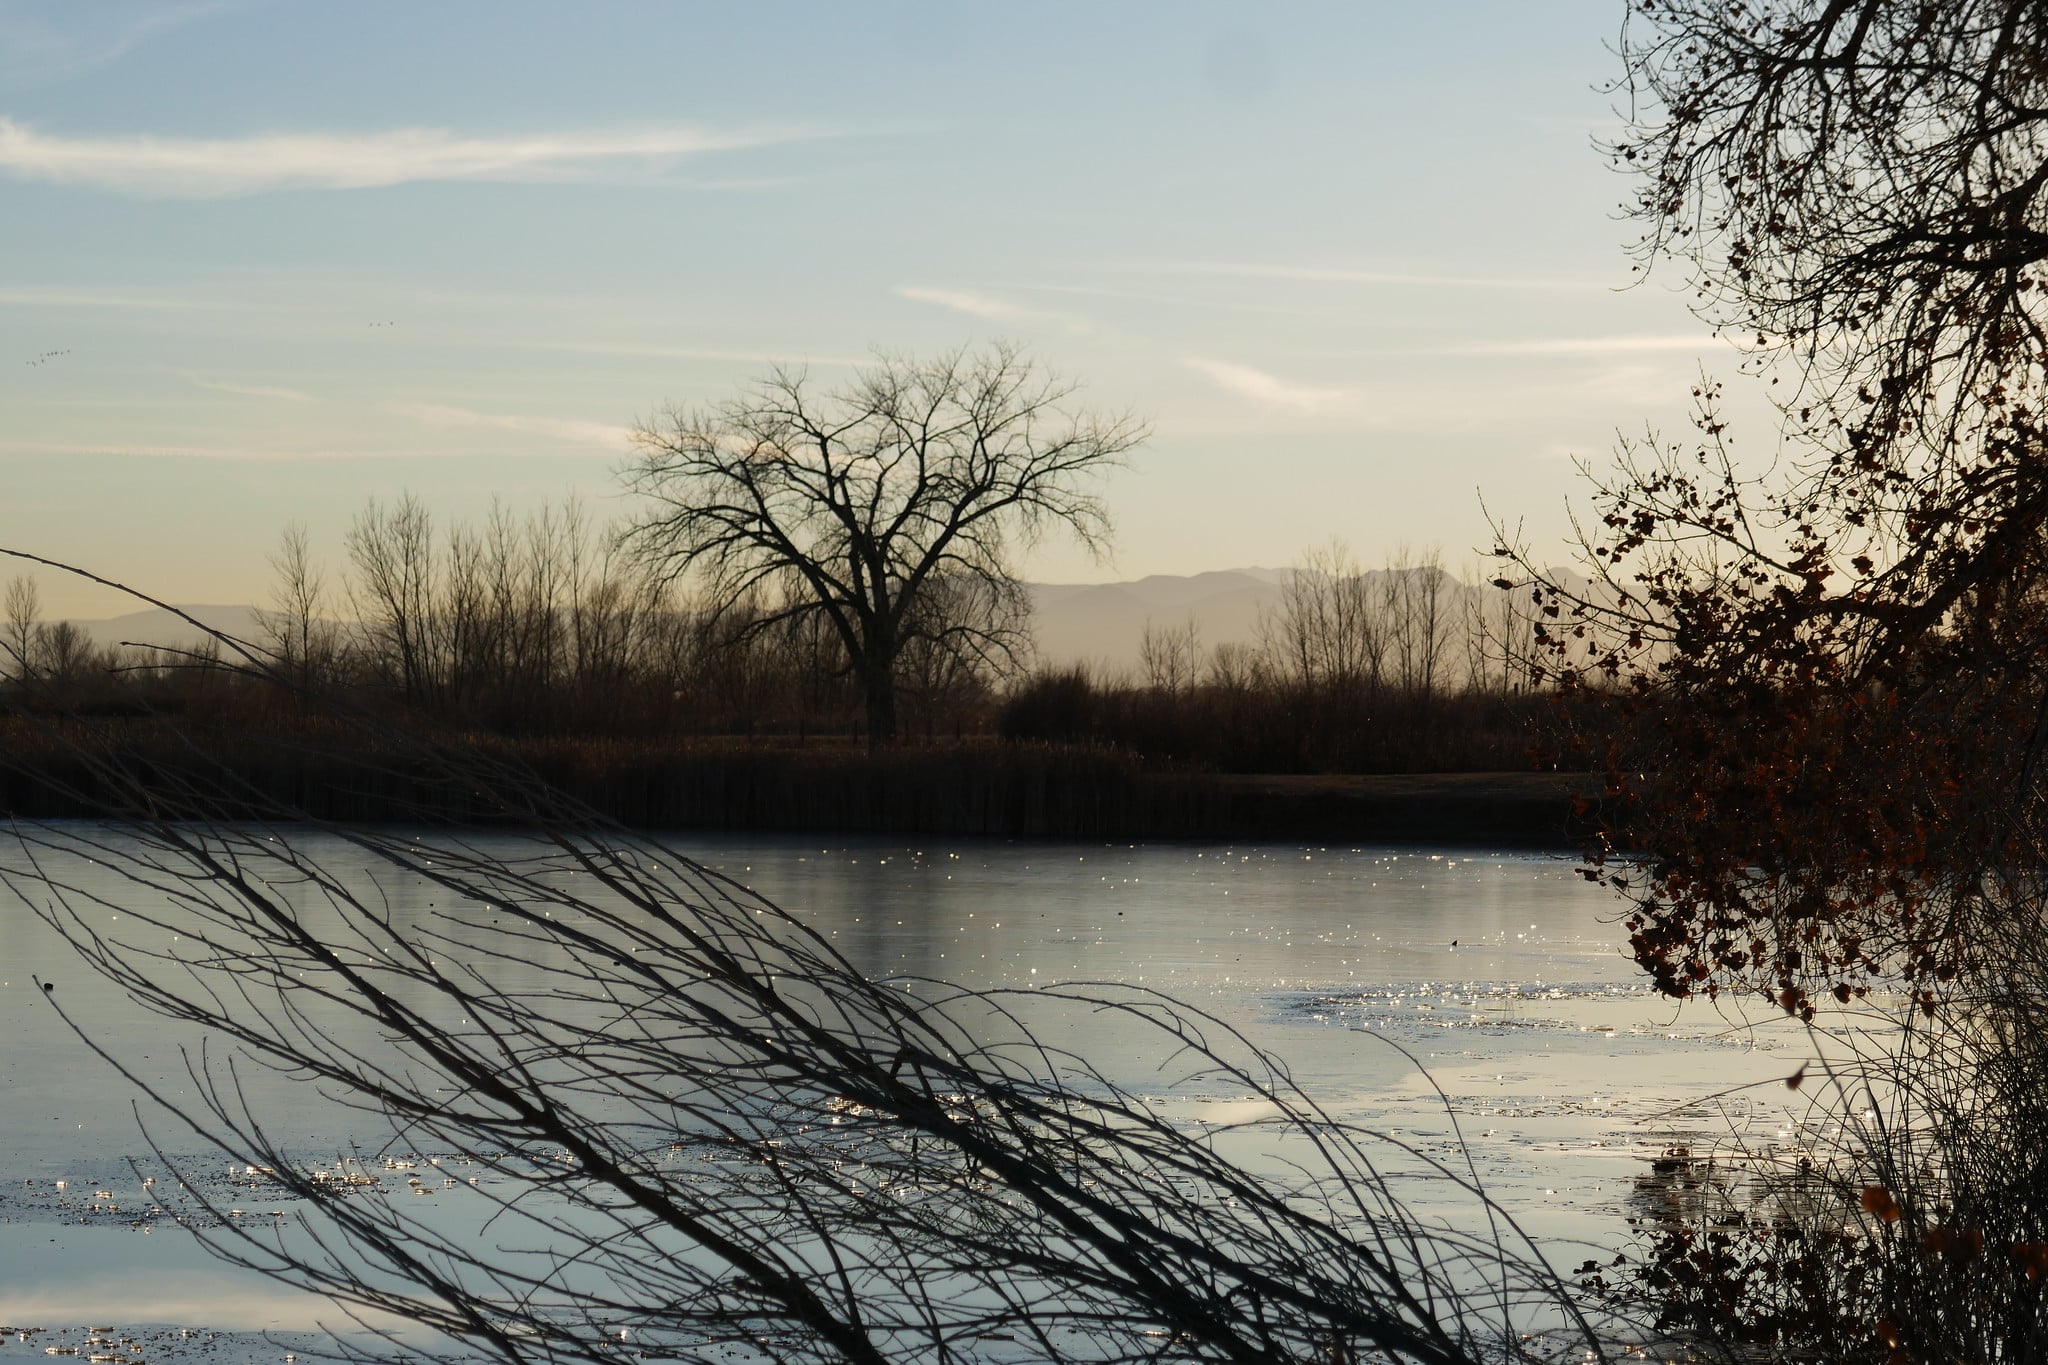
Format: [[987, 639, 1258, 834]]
[[0, 829, 1813, 1359]]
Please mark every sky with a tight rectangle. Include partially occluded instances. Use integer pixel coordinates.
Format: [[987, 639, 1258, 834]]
[[0, 0, 1765, 618]]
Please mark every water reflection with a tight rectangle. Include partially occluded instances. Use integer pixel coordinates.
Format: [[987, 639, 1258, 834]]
[[0, 831, 1807, 1349]]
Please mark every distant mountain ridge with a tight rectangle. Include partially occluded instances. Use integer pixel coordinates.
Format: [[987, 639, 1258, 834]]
[[68, 605, 269, 655], [1024, 569, 1289, 673]]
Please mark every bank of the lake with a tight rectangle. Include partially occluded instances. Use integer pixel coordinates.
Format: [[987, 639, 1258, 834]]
[[0, 724, 1596, 845]]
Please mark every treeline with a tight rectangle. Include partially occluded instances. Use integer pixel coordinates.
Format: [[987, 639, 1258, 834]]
[[277, 494, 935, 738], [2, 505, 1568, 775], [1002, 544, 1553, 773], [4, 496, 952, 740]]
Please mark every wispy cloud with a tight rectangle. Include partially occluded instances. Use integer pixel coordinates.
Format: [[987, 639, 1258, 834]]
[[0, 286, 247, 311], [897, 285, 1098, 336], [0, 439, 297, 459], [896, 287, 1051, 322], [0, 118, 840, 197], [524, 340, 869, 368], [161, 367, 314, 402], [389, 401, 634, 452], [1445, 333, 1728, 356], [1182, 358, 1350, 412], [0, 437, 584, 461], [0, 2, 239, 87], [1137, 260, 1609, 292], [197, 377, 313, 402]]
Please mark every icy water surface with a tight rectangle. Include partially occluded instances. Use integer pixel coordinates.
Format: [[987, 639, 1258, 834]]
[[0, 831, 1815, 1361]]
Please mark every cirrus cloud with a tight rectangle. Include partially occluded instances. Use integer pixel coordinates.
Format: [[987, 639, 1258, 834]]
[[187, 376, 314, 402], [1182, 357, 1351, 412], [0, 117, 839, 197], [896, 287, 1051, 322], [1444, 332, 1731, 356], [1134, 259, 1610, 291], [388, 401, 634, 452], [896, 285, 1094, 335], [0, 2, 240, 87]]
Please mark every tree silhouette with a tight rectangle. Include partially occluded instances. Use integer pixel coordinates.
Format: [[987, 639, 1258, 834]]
[[621, 345, 1142, 746], [1494, 5, 2048, 1356], [1500, 0, 2048, 1015]]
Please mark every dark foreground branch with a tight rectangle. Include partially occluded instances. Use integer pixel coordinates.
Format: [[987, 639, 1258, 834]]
[[0, 563, 1627, 1365]]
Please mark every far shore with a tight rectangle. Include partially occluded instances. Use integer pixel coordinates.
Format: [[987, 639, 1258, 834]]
[[0, 724, 1599, 847]]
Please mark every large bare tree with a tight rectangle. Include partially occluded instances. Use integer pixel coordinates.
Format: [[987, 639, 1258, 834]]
[[620, 344, 1143, 744]]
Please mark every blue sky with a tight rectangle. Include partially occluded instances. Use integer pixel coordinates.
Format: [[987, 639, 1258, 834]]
[[0, 1, 1755, 617]]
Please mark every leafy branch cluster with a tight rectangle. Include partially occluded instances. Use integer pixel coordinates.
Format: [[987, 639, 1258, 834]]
[[1501, 0, 2048, 1022], [1505, 3, 2048, 1358]]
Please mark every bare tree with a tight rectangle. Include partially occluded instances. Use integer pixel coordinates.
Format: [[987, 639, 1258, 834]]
[[440, 522, 495, 703], [1383, 548, 1453, 700], [1205, 640, 1265, 695], [1466, 573, 1540, 699], [1264, 542, 1384, 692], [564, 500, 660, 689], [621, 344, 1143, 745], [0, 576, 112, 689], [346, 494, 440, 704], [1616, 0, 2048, 450], [4, 574, 39, 682], [480, 499, 548, 697], [33, 619, 99, 683], [892, 573, 1002, 738], [255, 523, 336, 691], [1138, 616, 1202, 699]]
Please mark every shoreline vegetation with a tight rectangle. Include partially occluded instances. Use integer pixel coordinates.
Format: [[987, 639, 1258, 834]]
[[0, 522, 1588, 844], [0, 721, 1595, 845]]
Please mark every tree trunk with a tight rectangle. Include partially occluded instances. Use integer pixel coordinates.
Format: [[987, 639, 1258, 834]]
[[864, 669, 898, 748]]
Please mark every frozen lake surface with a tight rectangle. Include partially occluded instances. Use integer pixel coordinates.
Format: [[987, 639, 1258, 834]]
[[0, 831, 1813, 1361]]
